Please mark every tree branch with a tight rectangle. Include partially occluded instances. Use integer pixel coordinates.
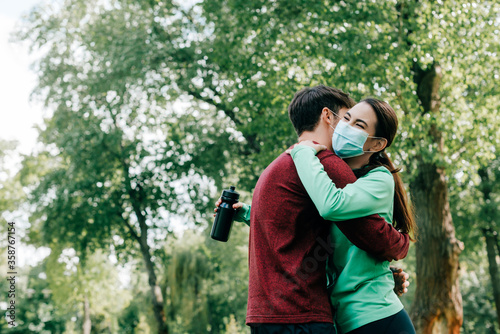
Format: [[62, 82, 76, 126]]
[[185, 86, 262, 154], [117, 211, 140, 242], [186, 88, 241, 126]]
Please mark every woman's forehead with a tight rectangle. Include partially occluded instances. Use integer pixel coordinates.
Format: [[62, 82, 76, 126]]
[[348, 102, 378, 134], [349, 102, 376, 119]]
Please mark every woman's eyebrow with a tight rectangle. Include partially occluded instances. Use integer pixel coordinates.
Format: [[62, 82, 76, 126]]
[[354, 118, 368, 126]]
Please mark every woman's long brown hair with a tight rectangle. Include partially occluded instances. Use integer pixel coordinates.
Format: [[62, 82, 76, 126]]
[[353, 98, 417, 240]]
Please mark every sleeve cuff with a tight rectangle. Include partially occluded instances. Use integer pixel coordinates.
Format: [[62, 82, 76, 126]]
[[234, 203, 251, 223]]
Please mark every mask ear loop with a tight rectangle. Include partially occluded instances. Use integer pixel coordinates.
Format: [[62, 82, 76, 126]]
[[326, 108, 341, 121], [326, 109, 342, 132]]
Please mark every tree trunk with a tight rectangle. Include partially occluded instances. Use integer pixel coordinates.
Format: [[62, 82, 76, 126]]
[[478, 167, 500, 329], [121, 160, 169, 334], [483, 228, 500, 328], [133, 203, 168, 334], [410, 163, 464, 333], [83, 294, 91, 334], [138, 233, 168, 334], [410, 62, 464, 333]]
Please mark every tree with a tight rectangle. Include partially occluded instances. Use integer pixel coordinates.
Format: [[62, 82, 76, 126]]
[[0, 139, 23, 225], [459, 255, 498, 333], [449, 156, 500, 332], [187, 2, 499, 332], [45, 248, 132, 333], [17, 0, 499, 333], [0, 140, 27, 331], [482, 228, 500, 330], [163, 227, 249, 333], [0, 261, 69, 334], [478, 161, 500, 329], [16, 1, 232, 333]]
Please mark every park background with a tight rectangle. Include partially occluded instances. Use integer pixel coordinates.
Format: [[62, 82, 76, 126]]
[[0, 0, 498, 333]]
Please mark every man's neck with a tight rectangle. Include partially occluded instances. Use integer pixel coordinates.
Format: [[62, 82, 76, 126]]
[[298, 130, 333, 151]]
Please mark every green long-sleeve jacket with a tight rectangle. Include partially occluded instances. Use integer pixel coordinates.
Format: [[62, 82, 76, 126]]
[[290, 145, 403, 333]]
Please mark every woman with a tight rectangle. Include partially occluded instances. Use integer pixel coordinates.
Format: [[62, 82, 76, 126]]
[[287, 98, 417, 334], [215, 98, 416, 333]]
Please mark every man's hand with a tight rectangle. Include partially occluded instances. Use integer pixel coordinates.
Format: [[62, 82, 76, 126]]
[[391, 267, 410, 296]]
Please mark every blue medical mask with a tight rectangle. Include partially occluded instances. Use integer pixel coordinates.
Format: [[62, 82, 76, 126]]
[[331, 121, 382, 159]]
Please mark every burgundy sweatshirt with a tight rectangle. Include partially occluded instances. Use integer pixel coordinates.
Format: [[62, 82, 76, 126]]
[[246, 150, 409, 325]]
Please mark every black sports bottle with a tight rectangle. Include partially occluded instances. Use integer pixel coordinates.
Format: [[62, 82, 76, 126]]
[[211, 186, 240, 242]]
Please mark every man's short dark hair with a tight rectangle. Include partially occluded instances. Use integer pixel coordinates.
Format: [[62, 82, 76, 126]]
[[288, 85, 356, 136]]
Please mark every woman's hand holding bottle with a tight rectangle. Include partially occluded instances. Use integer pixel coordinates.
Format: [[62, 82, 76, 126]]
[[214, 197, 244, 217]]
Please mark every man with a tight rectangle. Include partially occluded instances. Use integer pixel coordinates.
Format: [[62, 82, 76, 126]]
[[216, 85, 410, 333]]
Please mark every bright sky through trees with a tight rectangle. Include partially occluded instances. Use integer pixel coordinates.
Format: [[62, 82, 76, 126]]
[[0, 2, 44, 150]]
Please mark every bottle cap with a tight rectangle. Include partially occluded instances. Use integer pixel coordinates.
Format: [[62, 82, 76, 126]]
[[221, 186, 239, 201]]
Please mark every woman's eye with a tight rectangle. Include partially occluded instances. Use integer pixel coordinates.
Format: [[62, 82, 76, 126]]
[[356, 123, 364, 129], [343, 116, 350, 121]]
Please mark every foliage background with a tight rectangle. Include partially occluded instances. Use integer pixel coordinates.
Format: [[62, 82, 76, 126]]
[[1, 0, 499, 333]]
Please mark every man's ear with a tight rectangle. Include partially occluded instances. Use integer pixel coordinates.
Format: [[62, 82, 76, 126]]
[[322, 107, 334, 125]]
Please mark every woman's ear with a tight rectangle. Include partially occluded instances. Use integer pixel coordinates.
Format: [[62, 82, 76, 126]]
[[371, 138, 388, 152]]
